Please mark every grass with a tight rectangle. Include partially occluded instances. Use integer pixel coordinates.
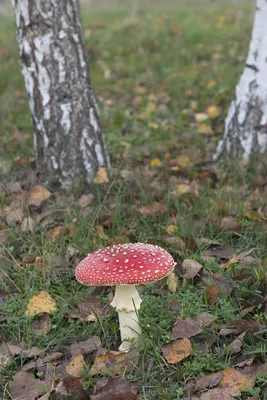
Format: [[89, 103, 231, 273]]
[[1, 1, 267, 399]]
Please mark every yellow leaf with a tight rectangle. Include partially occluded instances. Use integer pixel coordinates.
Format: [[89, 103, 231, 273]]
[[25, 291, 56, 316], [177, 155, 190, 169], [28, 185, 51, 208], [221, 254, 238, 270], [175, 183, 191, 196], [167, 272, 178, 293], [166, 225, 178, 235], [198, 123, 213, 135], [66, 354, 86, 377], [244, 211, 261, 221], [150, 158, 161, 168], [149, 121, 158, 129], [221, 367, 254, 392], [208, 79, 217, 88], [195, 113, 209, 122], [207, 105, 220, 119], [93, 168, 109, 184]]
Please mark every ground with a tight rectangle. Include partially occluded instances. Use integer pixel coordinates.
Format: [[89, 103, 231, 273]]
[[0, 1, 267, 399]]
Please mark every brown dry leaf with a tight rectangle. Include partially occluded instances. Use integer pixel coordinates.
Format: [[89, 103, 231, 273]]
[[163, 235, 186, 250], [205, 285, 221, 305], [10, 371, 47, 400], [91, 392, 138, 400], [28, 185, 51, 208], [31, 313, 51, 335], [78, 193, 94, 208], [204, 244, 234, 259], [229, 319, 263, 333], [194, 312, 215, 328], [96, 225, 109, 240], [162, 338, 191, 364], [166, 272, 178, 293], [50, 376, 89, 400], [0, 342, 22, 366], [77, 296, 108, 322], [244, 211, 261, 221], [138, 202, 166, 216], [229, 331, 247, 355], [47, 225, 69, 240], [199, 388, 240, 400], [0, 230, 8, 245], [90, 349, 139, 376], [220, 216, 242, 231], [171, 317, 202, 339], [6, 207, 24, 225], [221, 367, 254, 392], [66, 354, 86, 377], [25, 291, 56, 316], [91, 377, 139, 400], [181, 259, 203, 279], [198, 123, 213, 135], [20, 216, 35, 232], [93, 168, 109, 184], [186, 371, 223, 395], [69, 336, 102, 356], [207, 105, 220, 119]]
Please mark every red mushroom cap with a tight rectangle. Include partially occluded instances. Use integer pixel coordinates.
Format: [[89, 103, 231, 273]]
[[75, 243, 175, 286]]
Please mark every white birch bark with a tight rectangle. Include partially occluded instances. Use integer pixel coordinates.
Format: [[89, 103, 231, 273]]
[[215, 0, 267, 160], [11, 0, 110, 189]]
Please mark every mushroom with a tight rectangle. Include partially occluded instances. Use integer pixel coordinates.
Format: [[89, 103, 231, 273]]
[[75, 243, 175, 352]]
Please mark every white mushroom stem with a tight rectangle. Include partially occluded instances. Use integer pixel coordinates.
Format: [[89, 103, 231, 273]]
[[110, 285, 142, 352]]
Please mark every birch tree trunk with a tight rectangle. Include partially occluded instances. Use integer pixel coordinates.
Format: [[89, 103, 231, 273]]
[[11, 0, 110, 189], [215, 0, 267, 161]]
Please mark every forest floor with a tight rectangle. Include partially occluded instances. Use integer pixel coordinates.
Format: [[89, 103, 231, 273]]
[[1, 2, 267, 400]]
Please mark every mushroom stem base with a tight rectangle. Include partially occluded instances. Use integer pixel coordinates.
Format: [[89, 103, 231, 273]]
[[118, 311, 141, 352]]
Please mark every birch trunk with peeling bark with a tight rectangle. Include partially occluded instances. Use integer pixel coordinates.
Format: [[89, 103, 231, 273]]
[[12, 0, 110, 189], [215, 0, 267, 160]]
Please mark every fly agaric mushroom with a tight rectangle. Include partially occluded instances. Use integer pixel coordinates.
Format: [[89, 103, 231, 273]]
[[75, 243, 175, 352]]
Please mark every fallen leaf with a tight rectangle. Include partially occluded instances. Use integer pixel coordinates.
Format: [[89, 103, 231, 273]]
[[50, 376, 89, 400], [166, 225, 178, 235], [163, 235, 186, 250], [47, 225, 69, 240], [150, 158, 161, 168], [177, 155, 190, 169], [204, 244, 234, 259], [66, 354, 86, 377], [162, 338, 191, 364], [186, 371, 223, 395], [171, 317, 202, 339], [0, 230, 8, 245], [10, 371, 47, 400], [166, 272, 178, 293], [77, 296, 108, 322], [0, 342, 22, 366], [69, 336, 102, 356], [31, 313, 51, 334], [25, 291, 56, 316], [28, 185, 52, 208], [199, 388, 240, 400], [220, 367, 254, 391], [90, 349, 139, 376], [91, 393, 138, 400], [21, 347, 43, 358], [221, 254, 238, 270], [219, 216, 242, 231], [174, 183, 199, 197], [138, 202, 166, 216], [93, 168, 109, 184], [195, 113, 209, 122], [77, 193, 94, 208], [229, 319, 263, 333], [6, 207, 24, 225], [20, 216, 35, 232], [96, 225, 109, 240], [207, 105, 220, 119], [198, 123, 213, 135], [205, 285, 221, 305], [92, 377, 139, 400], [244, 211, 261, 221], [193, 312, 215, 328], [181, 259, 203, 279], [229, 332, 247, 355]]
